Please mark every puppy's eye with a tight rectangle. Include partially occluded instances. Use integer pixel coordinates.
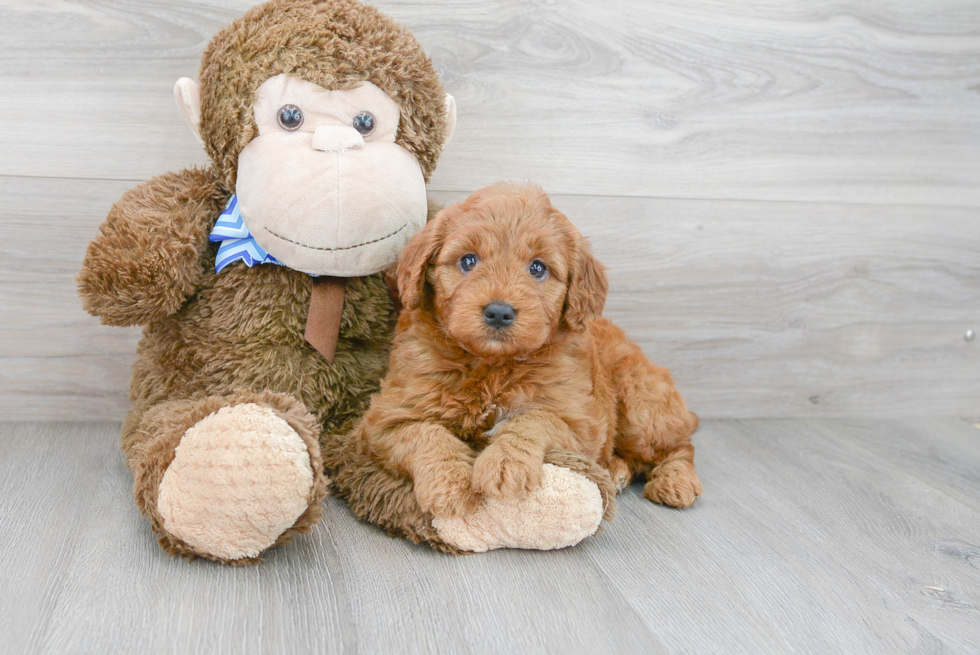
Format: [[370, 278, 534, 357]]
[[458, 254, 478, 273], [529, 259, 548, 280], [277, 104, 304, 131], [352, 111, 376, 136]]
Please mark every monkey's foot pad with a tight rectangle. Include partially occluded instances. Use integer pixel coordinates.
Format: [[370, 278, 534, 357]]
[[433, 464, 604, 552], [157, 403, 315, 560]]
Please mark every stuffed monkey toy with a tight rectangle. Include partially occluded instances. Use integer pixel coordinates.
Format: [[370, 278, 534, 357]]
[[78, 0, 610, 563]]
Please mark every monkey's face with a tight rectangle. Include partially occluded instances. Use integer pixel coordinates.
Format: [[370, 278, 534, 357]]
[[235, 74, 429, 276]]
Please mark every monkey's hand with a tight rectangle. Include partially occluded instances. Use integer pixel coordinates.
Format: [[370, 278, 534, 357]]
[[77, 168, 227, 326]]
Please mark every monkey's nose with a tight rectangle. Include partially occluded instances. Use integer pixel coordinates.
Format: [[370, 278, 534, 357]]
[[311, 126, 364, 153], [483, 302, 516, 329]]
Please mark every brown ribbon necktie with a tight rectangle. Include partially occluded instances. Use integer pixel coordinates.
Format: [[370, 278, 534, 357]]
[[305, 272, 402, 362], [305, 276, 347, 362]]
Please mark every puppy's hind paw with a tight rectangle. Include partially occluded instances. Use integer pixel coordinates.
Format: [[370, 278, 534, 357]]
[[433, 464, 603, 552]]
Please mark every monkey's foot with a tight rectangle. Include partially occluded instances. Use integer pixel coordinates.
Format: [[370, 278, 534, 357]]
[[432, 464, 604, 552], [157, 403, 315, 561]]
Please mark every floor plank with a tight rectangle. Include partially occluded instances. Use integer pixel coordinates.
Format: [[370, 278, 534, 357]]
[[313, 501, 667, 654], [0, 423, 119, 654], [806, 418, 980, 513], [1, 420, 978, 653], [5, 422, 662, 655], [1, 0, 977, 205], [583, 419, 980, 653]]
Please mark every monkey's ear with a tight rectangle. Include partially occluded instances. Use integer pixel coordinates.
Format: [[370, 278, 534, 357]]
[[396, 212, 445, 311], [563, 229, 609, 331], [443, 94, 457, 143], [174, 78, 203, 143]]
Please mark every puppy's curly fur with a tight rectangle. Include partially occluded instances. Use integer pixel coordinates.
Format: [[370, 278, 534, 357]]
[[348, 182, 702, 529]]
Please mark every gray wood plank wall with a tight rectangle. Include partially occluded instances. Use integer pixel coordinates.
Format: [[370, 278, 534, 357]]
[[1, 0, 978, 420]]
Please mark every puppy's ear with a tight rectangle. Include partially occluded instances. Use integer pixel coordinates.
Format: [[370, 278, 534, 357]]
[[563, 228, 608, 331], [396, 209, 446, 310]]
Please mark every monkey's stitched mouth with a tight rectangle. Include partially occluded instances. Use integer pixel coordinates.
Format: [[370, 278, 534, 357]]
[[263, 223, 407, 251]]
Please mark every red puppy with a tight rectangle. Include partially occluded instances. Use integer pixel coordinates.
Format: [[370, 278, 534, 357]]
[[352, 182, 701, 521]]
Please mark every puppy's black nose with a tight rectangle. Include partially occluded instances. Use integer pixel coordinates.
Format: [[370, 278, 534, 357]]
[[483, 302, 515, 329]]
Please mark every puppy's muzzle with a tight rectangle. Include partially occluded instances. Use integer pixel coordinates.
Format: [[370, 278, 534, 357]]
[[483, 302, 515, 329]]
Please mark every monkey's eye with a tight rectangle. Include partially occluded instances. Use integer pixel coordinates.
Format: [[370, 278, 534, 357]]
[[458, 254, 478, 273], [277, 105, 304, 131], [352, 111, 376, 136], [529, 260, 548, 280]]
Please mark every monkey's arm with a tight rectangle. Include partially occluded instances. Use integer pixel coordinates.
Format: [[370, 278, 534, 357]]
[[77, 168, 226, 326]]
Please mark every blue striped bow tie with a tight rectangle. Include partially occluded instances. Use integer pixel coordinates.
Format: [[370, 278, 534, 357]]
[[209, 195, 281, 273]]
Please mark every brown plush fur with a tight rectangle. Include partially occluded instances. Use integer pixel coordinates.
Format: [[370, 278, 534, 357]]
[[80, 166, 403, 562], [337, 183, 701, 543], [76, 0, 454, 563]]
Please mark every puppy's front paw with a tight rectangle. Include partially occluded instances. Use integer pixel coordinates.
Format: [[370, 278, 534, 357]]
[[413, 462, 480, 519], [472, 439, 544, 499], [643, 462, 702, 508], [608, 456, 632, 493]]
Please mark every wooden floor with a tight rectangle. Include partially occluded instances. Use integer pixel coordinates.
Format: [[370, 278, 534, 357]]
[[3, 419, 978, 654]]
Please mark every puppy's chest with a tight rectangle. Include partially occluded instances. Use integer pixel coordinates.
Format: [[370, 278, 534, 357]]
[[445, 370, 588, 447], [444, 381, 532, 444]]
